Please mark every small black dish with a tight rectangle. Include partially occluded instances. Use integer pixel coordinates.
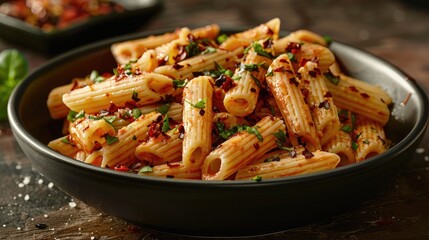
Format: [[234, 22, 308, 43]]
[[0, 0, 163, 53], [7, 29, 429, 236]]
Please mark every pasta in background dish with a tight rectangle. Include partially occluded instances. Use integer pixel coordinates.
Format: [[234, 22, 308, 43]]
[[47, 18, 391, 181]]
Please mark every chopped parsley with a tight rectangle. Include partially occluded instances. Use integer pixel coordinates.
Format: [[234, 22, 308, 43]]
[[324, 72, 340, 85], [105, 134, 118, 145], [264, 155, 281, 162], [266, 69, 274, 77], [89, 70, 105, 83], [103, 116, 116, 125], [286, 52, 297, 63], [173, 79, 188, 89], [61, 137, 71, 144], [185, 99, 206, 109], [132, 108, 142, 119], [239, 62, 266, 72], [156, 103, 171, 115], [323, 35, 333, 45], [253, 42, 274, 59], [250, 74, 261, 88], [201, 47, 217, 55], [341, 125, 353, 133], [67, 110, 85, 122], [162, 114, 170, 133], [252, 175, 262, 182], [139, 166, 153, 173], [215, 122, 263, 142], [216, 34, 228, 44], [185, 41, 200, 58], [132, 90, 141, 102]]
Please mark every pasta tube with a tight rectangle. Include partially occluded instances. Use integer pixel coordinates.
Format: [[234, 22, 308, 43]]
[[100, 112, 161, 168], [235, 150, 340, 180], [220, 18, 280, 51], [182, 76, 214, 170], [139, 162, 201, 179], [135, 128, 182, 165], [62, 73, 174, 114], [323, 130, 356, 166], [224, 42, 273, 117], [69, 117, 116, 153], [324, 73, 390, 125], [355, 116, 387, 162], [266, 54, 321, 151], [154, 49, 239, 80], [111, 24, 220, 64], [298, 61, 340, 145], [202, 116, 285, 180], [47, 135, 79, 158]]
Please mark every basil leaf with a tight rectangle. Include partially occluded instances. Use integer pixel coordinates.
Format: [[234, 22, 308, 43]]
[[0, 49, 28, 120]]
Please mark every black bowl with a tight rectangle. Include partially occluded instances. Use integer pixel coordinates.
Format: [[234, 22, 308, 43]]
[[7, 29, 429, 237], [0, 0, 163, 53]]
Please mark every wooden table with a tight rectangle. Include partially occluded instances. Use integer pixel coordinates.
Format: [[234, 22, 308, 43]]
[[1, 0, 429, 239]]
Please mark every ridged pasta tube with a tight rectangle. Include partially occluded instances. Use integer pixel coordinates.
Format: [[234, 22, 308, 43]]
[[182, 76, 214, 170], [69, 117, 116, 153], [355, 116, 387, 162], [140, 162, 201, 179], [266, 54, 321, 151], [62, 73, 174, 114], [135, 129, 182, 165], [298, 61, 340, 145], [323, 130, 356, 166], [235, 150, 340, 180], [202, 116, 285, 180], [101, 112, 161, 168], [224, 43, 273, 117]]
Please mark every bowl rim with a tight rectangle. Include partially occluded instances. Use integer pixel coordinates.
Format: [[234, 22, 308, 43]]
[[8, 27, 429, 188]]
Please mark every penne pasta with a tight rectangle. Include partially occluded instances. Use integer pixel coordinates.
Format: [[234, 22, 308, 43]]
[[62, 72, 174, 114], [202, 116, 285, 180], [323, 130, 355, 166], [298, 61, 340, 145], [235, 150, 340, 180], [224, 40, 273, 117], [354, 115, 387, 162], [139, 162, 201, 179], [266, 54, 321, 151], [182, 76, 214, 170]]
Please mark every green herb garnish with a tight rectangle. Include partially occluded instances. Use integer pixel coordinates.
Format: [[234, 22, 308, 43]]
[[132, 90, 141, 102], [324, 72, 340, 85], [173, 79, 188, 89], [323, 35, 333, 45], [162, 114, 170, 133], [0, 49, 28, 120], [253, 42, 274, 59], [341, 125, 353, 133], [185, 99, 206, 109], [252, 175, 262, 182], [216, 34, 228, 44], [103, 116, 116, 125], [106, 134, 118, 145], [286, 52, 297, 63], [201, 47, 217, 55], [89, 70, 105, 83], [185, 41, 200, 58], [132, 108, 142, 119], [139, 166, 153, 173], [156, 103, 171, 115]]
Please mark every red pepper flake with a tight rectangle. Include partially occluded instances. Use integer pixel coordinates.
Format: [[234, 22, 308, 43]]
[[301, 88, 310, 99], [199, 109, 206, 116], [303, 148, 314, 159], [299, 58, 309, 67], [285, 69, 294, 74], [250, 87, 256, 93], [274, 66, 285, 72], [125, 101, 138, 109], [377, 135, 386, 145], [167, 162, 181, 168], [309, 70, 317, 78], [289, 77, 299, 87], [324, 92, 333, 98], [266, 27, 274, 35], [114, 165, 129, 172], [173, 63, 184, 70], [263, 38, 273, 48], [360, 93, 370, 99], [158, 56, 168, 66], [108, 102, 119, 114], [166, 175, 175, 178], [285, 42, 301, 52], [70, 79, 79, 91], [279, 58, 288, 63], [253, 143, 260, 150], [349, 86, 359, 92]]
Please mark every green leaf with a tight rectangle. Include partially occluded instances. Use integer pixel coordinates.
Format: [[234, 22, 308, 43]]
[[243, 126, 263, 142], [0, 49, 28, 120], [139, 166, 153, 174], [216, 34, 228, 44], [132, 108, 142, 119], [186, 41, 200, 57], [201, 47, 217, 55], [341, 125, 352, 133], [103, 116, 116, 125], [252, 175, 262, 182], [106, 134, 119, 145], [185, 99, 206, 109], [250, 75, 261, 88], [156, 103, 171, 115], [132, 90, 140, 102], [323, 35, 333, 45], [162, 114, 170, 133], [253, 42, 274, 59], [89, 70, 105, 83], [324, 72, 340, 85], [173, 79, 188, 89], [286, 52, 297, 63]]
